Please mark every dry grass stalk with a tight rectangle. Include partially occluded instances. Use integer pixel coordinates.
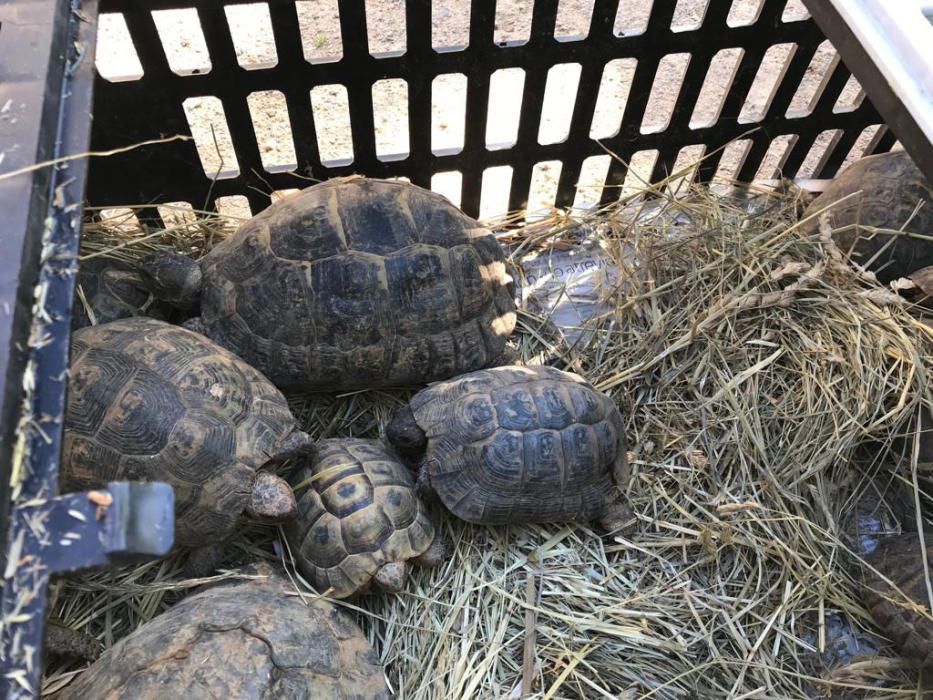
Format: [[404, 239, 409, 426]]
[[43, 181, 933, 699]]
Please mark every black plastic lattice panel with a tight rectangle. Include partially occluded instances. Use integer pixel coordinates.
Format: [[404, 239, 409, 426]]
[[86, 0, 894, 221]]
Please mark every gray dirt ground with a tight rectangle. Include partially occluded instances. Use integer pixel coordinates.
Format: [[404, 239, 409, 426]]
[[95, 0, 871, 220]]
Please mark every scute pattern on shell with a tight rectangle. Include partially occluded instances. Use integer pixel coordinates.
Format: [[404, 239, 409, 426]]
[[59, 571, 390, 700], [411, 365, 625, 524], [62, 318, 301, 547], [286, 438, 435, 598], [802, 150, 933, 283], [862, 533, 933, 668], [197, 178, 516, 390]]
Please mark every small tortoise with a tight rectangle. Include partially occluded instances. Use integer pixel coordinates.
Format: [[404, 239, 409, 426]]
[[136, 177, 517, 391], [62, 318, 314, 575], [387, 365, 634, 530], [71, 255, 174, 331], [861, 532, 933, 668], [285, 438, 445, 599], [59, 565, 389, 699], [801, 150, 933, 283]]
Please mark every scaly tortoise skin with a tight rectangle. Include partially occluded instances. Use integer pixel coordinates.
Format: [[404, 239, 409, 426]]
[[801, 150, 933, 283], [285, 438, 444, 599], [59, 567, 390, 700], [862, 532, 933, 668], [71, 255, 173, 331], [386, 365, 633, 530], [140, 177, 517, 391], [62, 318, 313, 571]]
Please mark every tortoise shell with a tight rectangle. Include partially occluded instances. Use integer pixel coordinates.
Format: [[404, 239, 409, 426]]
[[401, 365, 627, 525], [71, 255, 172, 331], [62, 317, 307, 547], [285, 439, 436, 599], [862, 532, 933, 668], [59, 567, 389, 699], [801, 150, 933, 283], [196, 177, 516, 390]]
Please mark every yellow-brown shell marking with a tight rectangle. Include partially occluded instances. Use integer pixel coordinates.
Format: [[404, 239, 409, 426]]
[[286, 439, 435, 598]]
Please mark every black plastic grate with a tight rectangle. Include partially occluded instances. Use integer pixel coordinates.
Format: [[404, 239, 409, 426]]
[[86, 0, 893, 221]]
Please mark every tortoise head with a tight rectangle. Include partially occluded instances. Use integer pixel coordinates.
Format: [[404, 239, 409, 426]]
[[386, 405, 426, 465], [137, 251, 203, 310], [246, 471, 297, 522]]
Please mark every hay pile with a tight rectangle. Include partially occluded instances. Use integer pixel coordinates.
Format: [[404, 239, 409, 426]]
[[45, 183, 932, 698]]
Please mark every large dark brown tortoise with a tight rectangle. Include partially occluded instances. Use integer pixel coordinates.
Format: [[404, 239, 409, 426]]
[[387, 365, 634, 531], [137, 176, 517, 391], [62, 317, 314, 575], [59, 566, 390, 699], [802, 150, 933, 284], [285, 438, 445, 599]]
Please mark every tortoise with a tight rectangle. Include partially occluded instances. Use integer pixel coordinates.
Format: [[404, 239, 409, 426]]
[[136, 177, 517, 391], [62, 317, 315, 576], [59, 565, 390, 699], [386, 365, 634, 531], [801, 150, 933, 284], [861, 532, 933, 669], [285, 438, 445, 599], [71, 255, 174, 331]]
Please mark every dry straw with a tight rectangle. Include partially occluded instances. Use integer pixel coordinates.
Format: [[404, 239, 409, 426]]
[[45, 178, 932, 699]]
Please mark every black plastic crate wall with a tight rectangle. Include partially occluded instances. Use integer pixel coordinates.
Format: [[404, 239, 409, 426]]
[[87, 0, 895, 222]]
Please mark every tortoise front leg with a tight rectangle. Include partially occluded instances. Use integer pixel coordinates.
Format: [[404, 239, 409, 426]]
[[598, 501, 636, 536], [602, 445, 635, 535], [183, 544, 224, 578], [43, 621, 102, 662], [412, 530, 447, 568], [374, 562, 408, 593], [414, 466, 439, 506], [246, 472, 298, 522]]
